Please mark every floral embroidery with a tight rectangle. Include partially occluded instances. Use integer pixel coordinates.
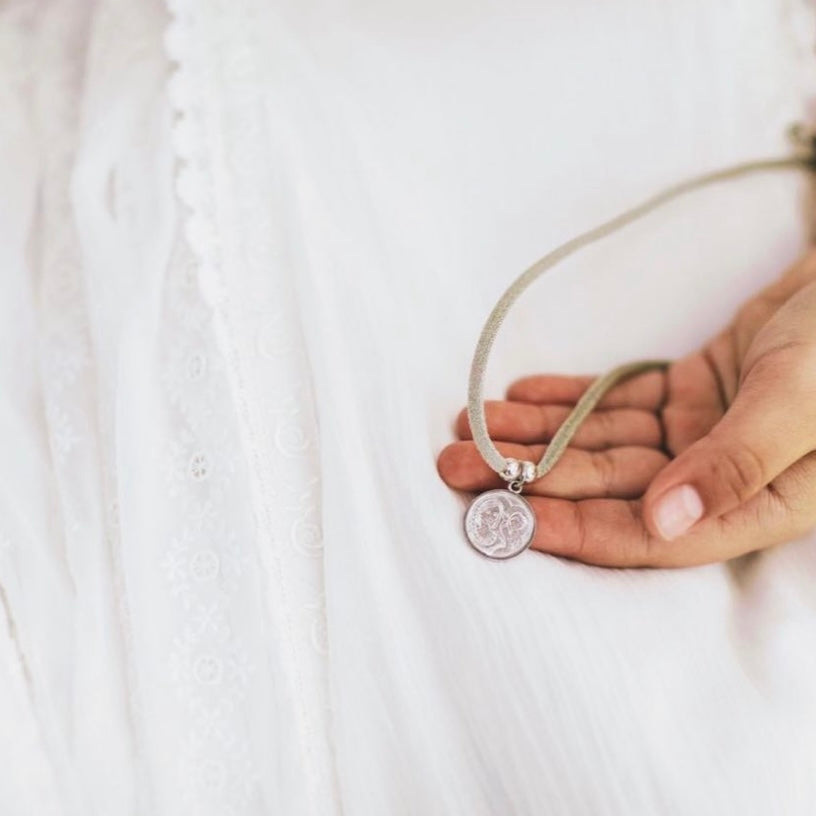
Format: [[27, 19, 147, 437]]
[[159, 238, 258, 811], [164, 0, 341, 809]]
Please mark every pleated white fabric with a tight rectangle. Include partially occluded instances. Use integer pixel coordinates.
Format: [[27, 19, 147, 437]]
[[3, 0, 816, 813]]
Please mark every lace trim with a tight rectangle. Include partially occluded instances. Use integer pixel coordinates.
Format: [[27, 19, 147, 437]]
[[163, 2, 341, 813]]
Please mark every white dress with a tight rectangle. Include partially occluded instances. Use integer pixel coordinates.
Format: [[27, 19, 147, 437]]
[[3, 1, 816, 813]]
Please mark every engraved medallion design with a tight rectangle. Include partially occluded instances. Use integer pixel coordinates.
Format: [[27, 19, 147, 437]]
[[464, 489, 536, 559]]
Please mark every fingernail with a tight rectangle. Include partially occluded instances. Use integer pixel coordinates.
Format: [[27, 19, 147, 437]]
[[653, 484, 704, 540]]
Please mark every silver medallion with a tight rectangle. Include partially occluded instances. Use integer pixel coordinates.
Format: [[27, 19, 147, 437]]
[[464, 489, 536, 560]]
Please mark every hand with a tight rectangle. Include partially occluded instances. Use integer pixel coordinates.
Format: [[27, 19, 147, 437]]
[[438, 251, 816, 567]]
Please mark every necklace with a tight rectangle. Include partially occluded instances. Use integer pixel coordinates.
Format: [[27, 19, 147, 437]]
[[463, 126, 816, 560]]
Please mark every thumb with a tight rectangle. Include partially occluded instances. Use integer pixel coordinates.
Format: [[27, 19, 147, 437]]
[[643, 351, 816, 541]]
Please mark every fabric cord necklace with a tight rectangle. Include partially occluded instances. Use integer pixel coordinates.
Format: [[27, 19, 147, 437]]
[[464, 125, 816, 559]]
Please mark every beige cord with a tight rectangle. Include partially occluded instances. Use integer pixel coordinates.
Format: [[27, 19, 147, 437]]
[[467, 150, 816, 483]]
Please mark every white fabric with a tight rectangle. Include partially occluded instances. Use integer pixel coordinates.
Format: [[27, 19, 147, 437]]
[[3, 0, 816, 813]]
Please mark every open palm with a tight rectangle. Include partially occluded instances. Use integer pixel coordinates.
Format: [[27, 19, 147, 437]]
[[438, 253, 816, 567]]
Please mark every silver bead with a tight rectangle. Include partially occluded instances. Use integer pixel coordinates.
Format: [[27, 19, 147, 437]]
[[501, 458, 522, 481], [521, 460, 536, 483]]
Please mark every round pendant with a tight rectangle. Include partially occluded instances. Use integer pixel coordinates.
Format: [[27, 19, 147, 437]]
[[464, 489, 536, 560]]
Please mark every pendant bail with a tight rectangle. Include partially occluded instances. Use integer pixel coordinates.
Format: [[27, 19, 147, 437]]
[[501, 457, 536, 494]]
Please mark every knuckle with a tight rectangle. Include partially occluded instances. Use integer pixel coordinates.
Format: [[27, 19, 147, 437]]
[[661, 405, 700, 443], [711, 443, 767, 505], [594, 449, 618, 495], [673, 413, 700, 441], [594, 409, 616, 442], [538, 405, 557, 439]]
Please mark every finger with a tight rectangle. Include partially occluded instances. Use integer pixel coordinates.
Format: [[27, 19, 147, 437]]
[[674, 451, 816, 564], [643, 346, 816, 542], [661, 351, 726, 454], [508, 370, 666, 410], [456, 402, 663, 450], [650, 449, 816, 565], [700, 330, 740, 407], [527, 496, 657, 567], [437, 440, 669, 499], [526, 452, 816, 568]]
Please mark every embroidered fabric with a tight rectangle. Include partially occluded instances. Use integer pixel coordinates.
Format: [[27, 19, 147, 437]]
[[5, 0, 340, 812], [163, 1, 341, 813], [4, 1, 816, 815]]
